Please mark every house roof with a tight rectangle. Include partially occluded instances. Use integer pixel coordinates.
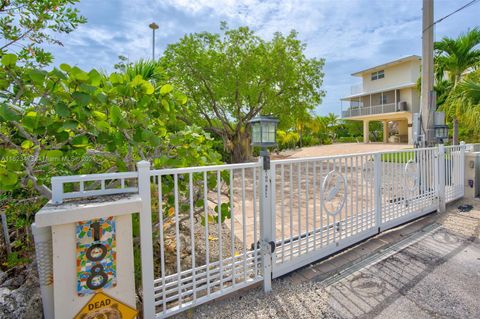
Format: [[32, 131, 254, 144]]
[[351, 55, 421, 77], [341, 82, 417, 100]]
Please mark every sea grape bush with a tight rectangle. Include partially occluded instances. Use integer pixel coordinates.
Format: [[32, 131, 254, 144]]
[[0, 54, 230, 246]]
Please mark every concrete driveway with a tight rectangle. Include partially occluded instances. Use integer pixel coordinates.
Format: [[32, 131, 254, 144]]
[[322, 220, 480, 318], [187, 198, 480, 319], [275, 143, 410, 159]]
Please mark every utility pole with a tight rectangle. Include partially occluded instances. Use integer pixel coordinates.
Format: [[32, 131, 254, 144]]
[[420, 0, 435, 146], [149, 22, 159, 60]]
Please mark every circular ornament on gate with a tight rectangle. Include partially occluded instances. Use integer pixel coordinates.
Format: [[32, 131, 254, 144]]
[[321, 170, 347, 216], [404, 159, 419, 193]]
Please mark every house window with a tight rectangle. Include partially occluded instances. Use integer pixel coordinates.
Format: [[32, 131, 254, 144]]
[[371, 70, 385, 81]]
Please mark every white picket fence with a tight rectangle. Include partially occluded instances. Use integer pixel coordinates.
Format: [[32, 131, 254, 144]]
[[49, 143, 466, 318]]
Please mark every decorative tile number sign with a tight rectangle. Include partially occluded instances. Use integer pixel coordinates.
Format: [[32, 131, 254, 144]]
[[76, 217, 117, 296]]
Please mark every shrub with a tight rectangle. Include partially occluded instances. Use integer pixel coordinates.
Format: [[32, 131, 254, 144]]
[[338, 136, 359, 143], [301, 135, 320, 147]]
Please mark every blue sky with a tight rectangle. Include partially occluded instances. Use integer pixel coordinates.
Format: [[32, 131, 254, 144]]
[[50, 0, 479, 115]]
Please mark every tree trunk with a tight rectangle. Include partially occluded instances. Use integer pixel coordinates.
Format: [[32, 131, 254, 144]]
[[230, 130, 251, 163], [453, 117, 459, 145], [299, 128, 303, 148]]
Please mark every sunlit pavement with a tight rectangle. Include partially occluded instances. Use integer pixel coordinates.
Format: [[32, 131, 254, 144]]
[[299, 198, 480, 318], [275, 143, 411, 160]]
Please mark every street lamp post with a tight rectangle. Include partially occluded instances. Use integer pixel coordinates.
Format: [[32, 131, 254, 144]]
[[248, 115, 279, 293], [149, 22, 159, 60]]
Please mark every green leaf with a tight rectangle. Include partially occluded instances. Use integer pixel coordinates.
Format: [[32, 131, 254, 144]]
[[59, 63, 71, 72], [61, 120, 78, 130], [72, 92, 91, 106], [46, 150, 63, 159], [161, 99, 170, 111], [176, 93, 188, 105], [1, 54, 17, 67], [21, 140, 34, 149], [92, 111, 107, 120], [79, 83, 97, 94], [109, 73, 123, 84], [131, 75, 143, 87], [0, 79, 10, 90], [96, 120, 110, 132], [50, 68, 67, 80], [6, 159, 22, 171], [22, 111, 39, 130], [70, 67, 89, 81], [54, 102, 70, 117], [110, 105, 122, 125], [96, 92, 107, 104], [54, 131, 69, 142], [0, 169, 18, 186], [28, 69, 47, 84], [0, 104, 20, 121], [71, 135, 89, 148], [143, 81, 154, 95], [160, 84, 173, 95], [88, 69, 102, 86]]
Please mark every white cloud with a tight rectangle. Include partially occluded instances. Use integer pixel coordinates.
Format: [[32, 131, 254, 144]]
[[48, 0, 480, 115]]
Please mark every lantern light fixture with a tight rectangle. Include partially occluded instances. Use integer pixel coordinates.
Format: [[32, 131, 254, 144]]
[[248, 115, 279, 148], [434, 124, 449, 143], [249, 115, 279, 170]]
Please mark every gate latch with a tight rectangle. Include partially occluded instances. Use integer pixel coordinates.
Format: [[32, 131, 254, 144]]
[[268, 241, 275, 253], [254, 240, 276, 254]]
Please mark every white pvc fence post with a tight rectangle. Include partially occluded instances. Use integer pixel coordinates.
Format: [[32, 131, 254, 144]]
[[460, 141, 466, 197], [374, 153, 382, 232], [137, 161, 155, 318], [51, 177, 63, 204], [259, 155, 273, 292], [438, 144, 446, 213]]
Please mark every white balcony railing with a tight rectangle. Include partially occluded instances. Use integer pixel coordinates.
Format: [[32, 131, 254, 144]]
[[341, 103, 399, 118]]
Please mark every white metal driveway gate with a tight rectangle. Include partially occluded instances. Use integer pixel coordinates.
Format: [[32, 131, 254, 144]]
[[49, 143, 466, 318], [267, 144, 464, 279]]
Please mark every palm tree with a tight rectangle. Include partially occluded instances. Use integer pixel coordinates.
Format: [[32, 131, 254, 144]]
[[324, 112, 339, 142], [434, 27, 480, 144], [446, 69, 480, 135]]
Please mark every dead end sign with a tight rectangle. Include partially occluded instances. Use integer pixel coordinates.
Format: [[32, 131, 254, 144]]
[[74, 291, 137, 319]]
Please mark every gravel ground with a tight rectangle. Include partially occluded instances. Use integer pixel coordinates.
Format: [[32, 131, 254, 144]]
[[175, 279, 339, 319]]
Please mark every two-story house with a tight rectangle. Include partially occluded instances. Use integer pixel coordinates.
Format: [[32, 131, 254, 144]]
[[340, 55, 421, 144]]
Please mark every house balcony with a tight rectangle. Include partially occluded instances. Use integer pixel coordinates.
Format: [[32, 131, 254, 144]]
[[342, 102, 404, 118], [340, 86, 413, 119]]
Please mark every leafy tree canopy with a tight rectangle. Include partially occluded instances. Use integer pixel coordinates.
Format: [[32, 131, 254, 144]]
[[162, 24, 325, 162], [0, 54, 221, 197], [0, 0, 86, 66]]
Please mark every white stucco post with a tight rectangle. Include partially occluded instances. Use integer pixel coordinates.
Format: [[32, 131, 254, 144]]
[[464, 148, 480, 199], [363, 120, 370, 143], [34, 195, 141, 318]]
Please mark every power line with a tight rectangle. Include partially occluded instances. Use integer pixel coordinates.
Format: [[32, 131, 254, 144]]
[[423, 0, 479, 32]]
